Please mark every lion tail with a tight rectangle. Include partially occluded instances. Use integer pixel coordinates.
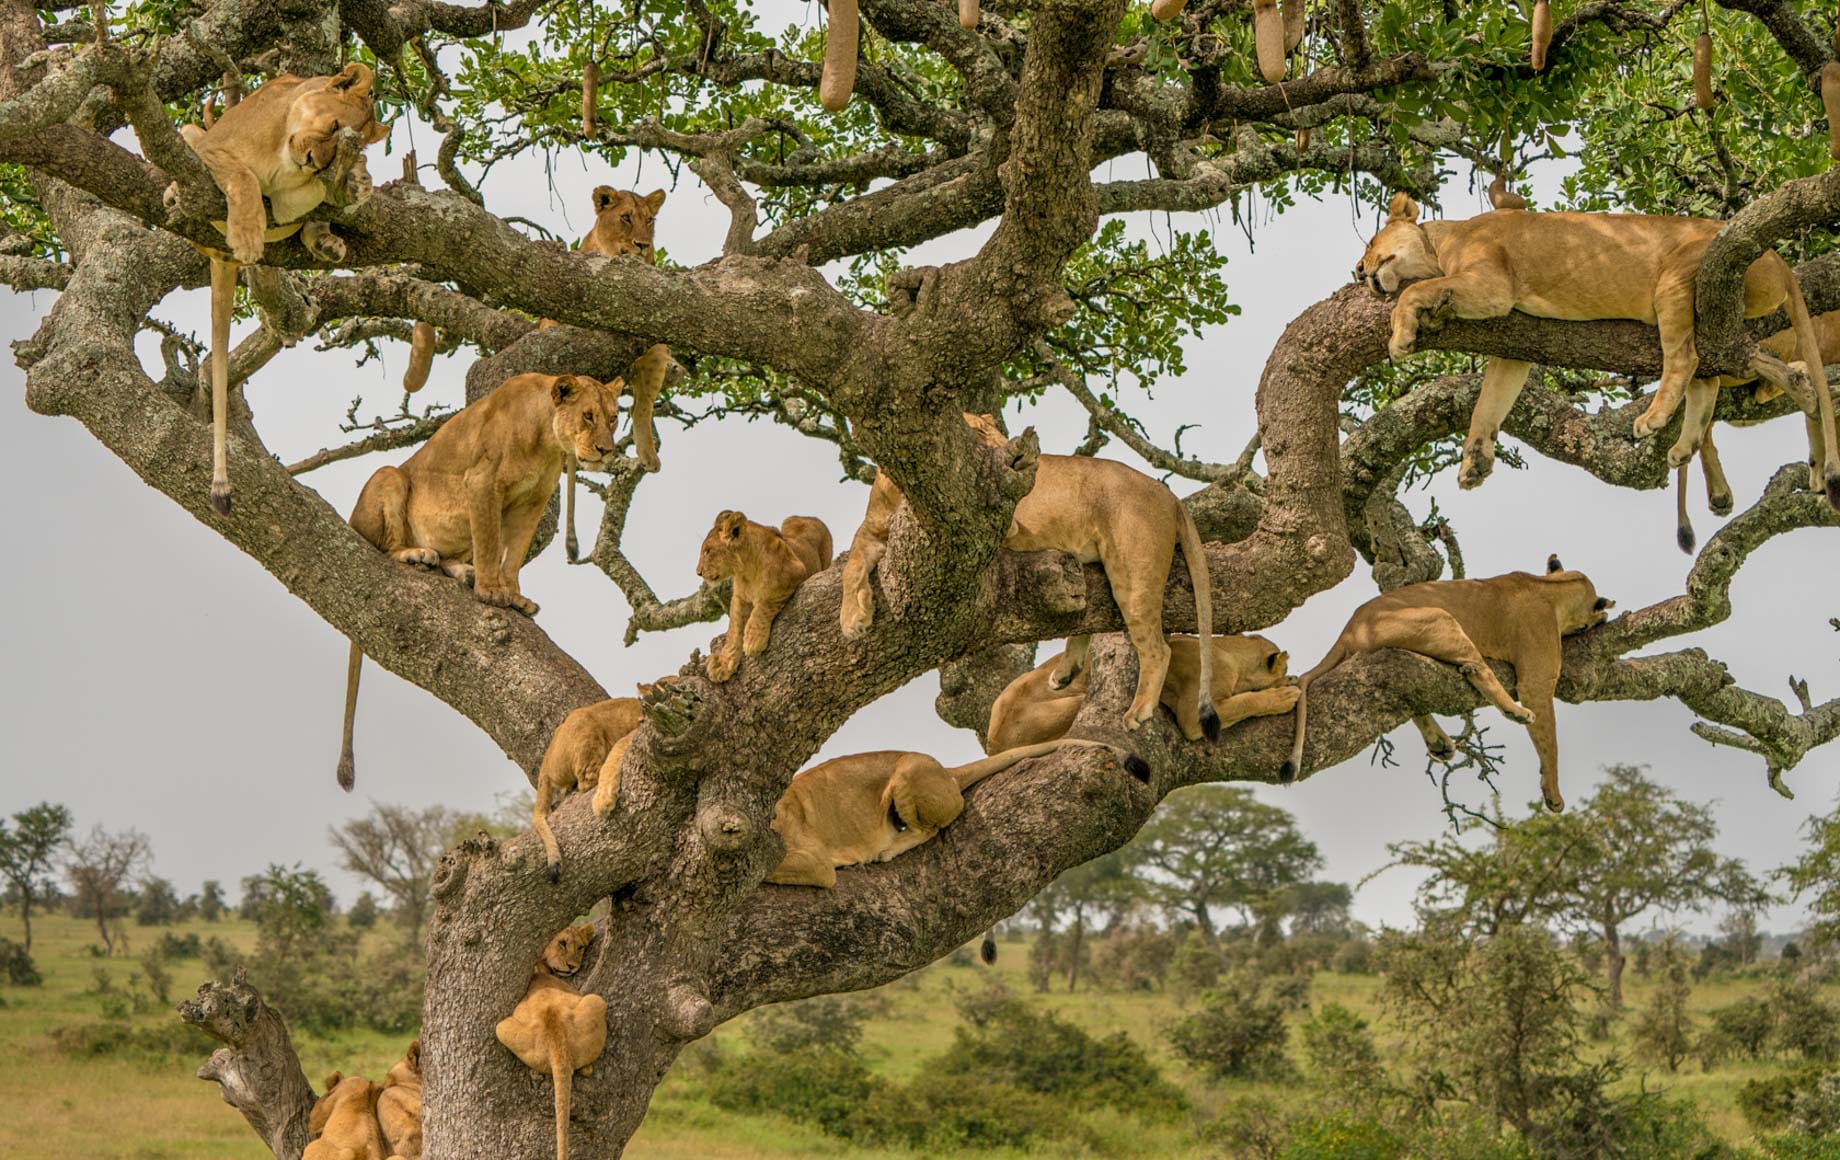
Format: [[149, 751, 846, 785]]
[[1175, 500, 1219, 740], [1283, 640, 1350, 784], [533, 783, 562, 885], [564, 453, 580, 564], [1675, 463, 1695, 554], [545, 1011, 573, 1160], [980, 929, 997, 964], [209, 256, 237, 516], [1783, 265, 1840, 509], [951, 737, 1150, 790], [336, 641, 362, 791]]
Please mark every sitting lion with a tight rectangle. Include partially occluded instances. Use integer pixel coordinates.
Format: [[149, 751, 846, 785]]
[[987, 634, 1299, 752], [495, 924, 608, 1160], [696, 510, 833, 682], [1282, 556, 1612, 813], [769, 738, 1150, 888], [840, 413, 1221, 738], [304, 1071, 389, 1160], [377, 1040, 422, 1160], [533, 697, 643, 882], [1355, 193, 1839, 509], [334, 372, 622, 790]]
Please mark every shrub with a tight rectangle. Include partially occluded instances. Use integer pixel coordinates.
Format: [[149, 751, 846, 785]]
[[1276, 1112, 1404, 1160], [347, 891, 379, 930], [1301, 1003, 1383, 1093], [854, 1068, 1082, 1151], [155, 931, 203, 960], [747, 993, 872, 1055], [1167, 931, 1221, 1003], [1739, 1067, 1838, 1134], [1701, 995, 1774, 1066], [1166, 972, 1294, 1081], [1091, 925, 1176, 992], [0, 937, 40, 986], [704, 1043, 881, 1137], [49, 1019, 211, 1063], [1768, 980, 1840, 1061], [1332, 937, 1375, 975], [1630, 940, 1694, 1072]]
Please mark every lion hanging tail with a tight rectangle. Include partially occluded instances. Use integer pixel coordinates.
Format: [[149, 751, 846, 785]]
[[1175, 502, 1221, 741], [337, 642, 362, 791], [1280, 638, 1353, 784], [948, 737, 1151, 789], [1780, 264, 1840, 510], [544, 1008, 575, 1160], [209, 256, 238, 515], [563, 452, 580, 564], [1676, 463, 1696, 554]]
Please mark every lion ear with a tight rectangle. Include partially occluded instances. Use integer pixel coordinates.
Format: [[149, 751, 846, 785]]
[[552, 375, 580, 404], [592, 185, 617, 213], [575, 922, 597, 943], [1547, 554, 1563, 573], [718, 511, 745, 538], [323, 1070, 344, 1092], [1387, 192, 1420, 223], [1268, 650, 1287, 672], [604, 376, 626, 396], [642, 189, 666, 215], [407, 1040, 422, 1071], [361, 118, 389, 146], [1594, 596, 1613, 610], [328, 63, 373, 97]]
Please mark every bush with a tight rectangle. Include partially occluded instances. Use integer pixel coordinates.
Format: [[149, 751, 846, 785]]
[[1701, 995, 1774, 1066], [1739, 1068, 1838, 1133], [1090, 925, 1176, 993], [1276, 1112, 1405, 1160], [854, 1068, 1083, 1151], [1166, 972, 1295, 1081], [747, 993, 874, 1055], [1332, 937, 1375, 975], [49, 1019, 212, 1063], [704, 1043, 882, 1137], [0, 937, 41, 986], [1167, 931, 1221, 1003], [347, 891, 379, 930], [203, 927, 424, 1034], [1301, 1003, 1383, 1093], [134, 877, 180, 926], [155, 931, 203, 960], [1767, 980, 1840, 1061]]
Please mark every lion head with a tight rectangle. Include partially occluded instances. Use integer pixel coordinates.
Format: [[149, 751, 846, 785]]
[[696, 511, 749, 582], [1353, 193, 1442, 295], [1543, 554, 1615, 634], [541, 923, 596, 977], [587, 187, 667, 261], [1239, 634, 1294, 691], [286, 63, 389, 195], [548, 375, 620, 470], [960, 411, 1012, 448]]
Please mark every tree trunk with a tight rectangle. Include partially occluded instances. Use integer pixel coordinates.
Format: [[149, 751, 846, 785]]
[[19, 894, 31, 952], [1195, 903, 1219, 949], [180, 975, 318, 1160], [1603, 920, 1625, 1008], [1065, 908, 1085, 992]]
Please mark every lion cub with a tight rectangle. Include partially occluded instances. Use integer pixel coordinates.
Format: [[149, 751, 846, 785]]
[[1283, 556, 1612, 813], [696, 511, 833, 682], [174, 63, 390, 516], [987, 634, 1298, 752], [770, 739, 1150, 888], [840, 413, 1221, 739], [304, 1070, 389, 1160], [334, 372, 622, 790], [377, 1039, 422, 1160], [533, 697, 644, 882], [496, 924, 608, 1160]]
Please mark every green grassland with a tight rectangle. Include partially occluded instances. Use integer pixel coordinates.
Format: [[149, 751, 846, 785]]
[[0, 914, 1832, 1158]]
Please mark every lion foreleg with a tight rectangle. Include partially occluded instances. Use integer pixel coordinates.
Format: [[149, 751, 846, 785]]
[[768, 846, 838, 887], [1411, 714, 1456, 760], [1632, 276, 1701, 437], [590, 732, 635, 818], [1459, 358, 1532, 490], [839, 525, 887, 638], [626, 344, 670, 473], [1389, 271, 1514, 361], [1699, 424, 1733, 515], [1213, 686, 1301, 732], [1049, 634, 1091, 690], [707, 591, 750, 682]]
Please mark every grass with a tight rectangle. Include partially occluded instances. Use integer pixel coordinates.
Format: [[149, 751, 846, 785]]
[[2, 914, 1835, 1157]]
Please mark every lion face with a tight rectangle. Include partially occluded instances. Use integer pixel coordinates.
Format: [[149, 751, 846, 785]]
[[589, 187, 667, 262], [961, 411, 1011, 448], [550, 376, 619, 469], [1239, 635, 1293, 691], [1354, 193, 1441, 295], [1544, 555, 1614, 633], [541, 924, 595, 977], [696, 511, 748, 582], [286, 63, 389, 193]]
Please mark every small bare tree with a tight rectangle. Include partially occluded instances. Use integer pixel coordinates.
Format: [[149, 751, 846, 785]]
[[64, 825, 151, 957], [329, 804, 476, 947]]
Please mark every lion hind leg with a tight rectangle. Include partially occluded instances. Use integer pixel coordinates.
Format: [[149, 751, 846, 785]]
[[768, 846, 838, 888], [1632, 274, 1702, 437], [1411, 714, 1456, 760], [1048, 634, 1090, 690], [1700, 424, 1733, 515], [1374, 608, 1531, 723], [1459, 358, 1532, 490]]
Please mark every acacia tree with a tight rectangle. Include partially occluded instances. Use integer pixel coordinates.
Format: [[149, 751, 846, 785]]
[[0, 801, 72, 952], [7, 0, 1840, 1155], [1129, 785, 1322, 946], [328, 803, 482, 947]]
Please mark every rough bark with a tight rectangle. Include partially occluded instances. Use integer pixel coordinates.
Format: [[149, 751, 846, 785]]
[[179, 975, 318, 1160]]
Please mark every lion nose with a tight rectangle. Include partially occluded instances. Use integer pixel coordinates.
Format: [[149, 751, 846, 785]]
[[597, 441, 615, 457], [1351, 267, 1364, 282]]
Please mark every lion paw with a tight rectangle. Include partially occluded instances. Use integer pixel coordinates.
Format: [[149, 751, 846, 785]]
[[1632, 408, 1668, 439], [301, 224, 347, 263], [840, 597, 873, 639], [637, 447, 661, 473], [705, 651, 738, 682], [444, 561, 476, 587], [1504, 701, 1535, 724], [476, 584, 538, 617], [1267, 685, 1302, 712], [225, 223, 265, 267], [1388, 332, 1417, 361], [1457, 446, 1495, 490], [394, 547, 440, 568]]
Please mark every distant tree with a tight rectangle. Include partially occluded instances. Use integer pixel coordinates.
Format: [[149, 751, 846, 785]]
[[1719, 905, 1764, 967], [134, 876, 181, 926], [1026, 849, 1142, 992], [1388, 766, 1767, 1005], [245, 865, 333, 967], [0, 802, 72, 952], [64, 825, 151, 956], [1782, 941, 1803, 966], [1781, 795, 1840, 952], [1166, 931, 1220, 1004], [1278, 881, 1353, 936], [329, 803, 482, 947], [348, 891, 380, 930], [1129, 787, 1321, 947], [198, 880, 225, 923], [1631, 935, 1695, 1073]]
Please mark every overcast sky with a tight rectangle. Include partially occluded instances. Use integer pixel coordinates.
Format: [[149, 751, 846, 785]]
[[3, 32, 1836, 937]]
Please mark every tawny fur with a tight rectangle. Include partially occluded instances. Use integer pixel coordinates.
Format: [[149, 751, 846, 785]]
[[1283, 556, 1613, 813], [839, 413, 1220, 738], [533, 698, 644, 881], [335, 373, 621, 789], [377, 1040, 423, 1160], [171, 63, 388, 516], [768, 740, 1149, 888], [303, 1071, 389, 1160], [696, 510, 833, 682], [986, 634, 1299, 752], [495, 925, 608, 1160], [1354, 192, 1840, 508]]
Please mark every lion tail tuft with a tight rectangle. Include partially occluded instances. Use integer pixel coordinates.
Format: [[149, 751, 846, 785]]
[[980, 931, 997, 965]]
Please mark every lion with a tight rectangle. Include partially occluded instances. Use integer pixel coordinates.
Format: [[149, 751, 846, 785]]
[[495, 923, 608, 1160], [334, 372, 621, 790], [1282, 555, 1613, 813], [696, 510, 833, 682], [172, 62, 390, 516], [304, 1071, 389, 1160], [1354, 192, 1840, 509], [533, 698, 643, 882], [769, 738, 1150, 888], [986, 634, 1299, 752], [377, 1040, 422, 1160], [840, 413, 1220, 738]]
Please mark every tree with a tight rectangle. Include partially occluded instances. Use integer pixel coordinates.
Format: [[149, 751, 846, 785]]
[[0, 802, 72, 951], [328, 803, 479, 948], [8, 0, 1840, 1154], [63, 825, 151, 957], [1389, 765, 1770, 1005], [1631, 935, 1695, 1073], [1781, 794, 1840, 952], [199, 880, 225, 923], [1025, 848, 1143, 992], [244, 865, 334, 969], [135, 875, 181, 926], [347, 891, 380, 930], [1129, 787, 1321, 947], [1277, 881, 1354, 936]]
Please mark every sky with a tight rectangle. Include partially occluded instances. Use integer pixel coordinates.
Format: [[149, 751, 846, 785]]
[[2, 23, 1837, 938]]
